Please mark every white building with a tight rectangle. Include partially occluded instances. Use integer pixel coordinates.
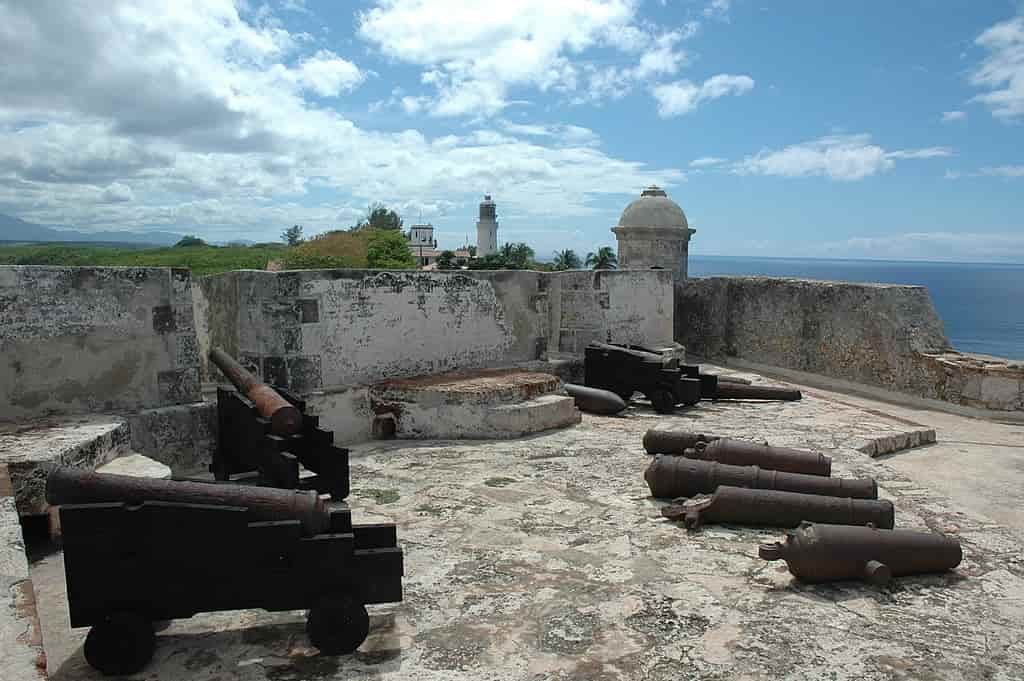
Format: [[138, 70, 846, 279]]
[[476, 195, 498, 256], [407, 223, 439, 267]]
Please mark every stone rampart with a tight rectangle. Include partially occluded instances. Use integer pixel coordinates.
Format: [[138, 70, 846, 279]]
[[676, 276, 1023, 412], [193, 268, 674, 392], [0, 266, 201, 423]]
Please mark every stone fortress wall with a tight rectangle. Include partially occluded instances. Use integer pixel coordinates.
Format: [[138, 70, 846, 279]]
[[676, 276, 1024, 414]]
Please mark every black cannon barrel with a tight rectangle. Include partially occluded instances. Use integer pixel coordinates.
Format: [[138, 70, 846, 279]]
[[209, 347, 302, 435], [643, 429, 720, 454], [645, 456, 877, 500], [662, 486, 894, 530], [46, 467, 330, 536], [710, 382, 802, 401], [685, 439, 831, 476], [759, 523, 962, 585], [564, 384, 627, 415]]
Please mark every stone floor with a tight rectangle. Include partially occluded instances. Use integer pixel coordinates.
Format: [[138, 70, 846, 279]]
[[31, 367, 1024, 681]]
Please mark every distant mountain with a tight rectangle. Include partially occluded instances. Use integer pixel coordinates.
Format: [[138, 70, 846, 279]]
[[0, 213, 184, 246]]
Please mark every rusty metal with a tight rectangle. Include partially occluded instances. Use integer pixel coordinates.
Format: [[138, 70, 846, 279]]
[[46, 467, 331, 536], [661, 486, 894, 530], [564, 383, 627, 415], [645, 456, 877, 500], [709, 381, 802, 401], [209, 347, 302, 435], [685, 438, 832, 476], [584, 341, 700, 414], [643, 428, 720, 454], [759, 522, 962, 585]]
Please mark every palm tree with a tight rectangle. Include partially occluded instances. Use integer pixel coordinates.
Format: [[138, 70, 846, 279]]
[[585, 246, 617, 270], [552, 249, 581, 270]]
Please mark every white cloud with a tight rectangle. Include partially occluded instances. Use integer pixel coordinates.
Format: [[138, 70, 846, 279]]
[[970, 16, 1024, 120], [819, 231, 1024, 262], [0, 0, 683, 239], [652, 74, 754, 117], [288, 50, 364, 97], [703, 0, 730, 20], [941, 110, 967, 122], [689, 157, 726, 167], [982, 165, 1024, 177], [734, 134, 951, 181], [358, 1, 700, 116]]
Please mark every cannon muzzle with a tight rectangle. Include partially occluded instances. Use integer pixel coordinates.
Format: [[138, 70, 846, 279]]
[[46, 467, 330, 536]]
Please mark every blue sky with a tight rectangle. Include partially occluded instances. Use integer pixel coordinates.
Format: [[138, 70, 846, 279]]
[[1, 1, 1022, 261]]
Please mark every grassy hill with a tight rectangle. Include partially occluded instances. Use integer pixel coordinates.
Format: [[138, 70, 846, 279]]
[[0, 229, 416, 276]]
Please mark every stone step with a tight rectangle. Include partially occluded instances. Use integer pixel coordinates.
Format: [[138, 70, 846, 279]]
[[483, 394, 581, 439], [0, 416, 131, 516]]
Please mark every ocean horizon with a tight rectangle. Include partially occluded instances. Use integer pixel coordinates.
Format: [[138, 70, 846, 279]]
[[687, 254, 1024, 361]]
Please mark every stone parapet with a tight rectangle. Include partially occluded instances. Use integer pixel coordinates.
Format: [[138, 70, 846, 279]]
[[676, 276, 1023, 413]]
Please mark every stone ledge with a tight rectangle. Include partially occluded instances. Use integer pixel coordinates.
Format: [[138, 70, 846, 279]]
[[0, 417, 131, 516], [852, 428, 938, 458], [0, 466, 47, 681]]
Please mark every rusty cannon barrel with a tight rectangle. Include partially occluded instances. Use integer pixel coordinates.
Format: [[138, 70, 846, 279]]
[[643, 429, 720, 455], [759, 523, 963, 585], [209, 347, 302, 435], [645, 456, 877, 500], [709, 381, 802, 401], [46, 467, 330, 536], [564, 383, 627, 415], [661, 486, 894, 530], [685, 439, 831, 476]]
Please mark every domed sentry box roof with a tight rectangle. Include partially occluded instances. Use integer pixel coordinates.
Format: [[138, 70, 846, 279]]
[[611, 185, 696, 279], [617, 185, 688, 230]]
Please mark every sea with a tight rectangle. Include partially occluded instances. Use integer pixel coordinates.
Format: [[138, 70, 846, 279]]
[[688, 256, 1024, 361]]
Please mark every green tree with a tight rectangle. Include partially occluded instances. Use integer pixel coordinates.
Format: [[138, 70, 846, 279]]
[[282, 224, 304, 246], [552, 249, 581, 270], [436, 250, 456, 270], [498, 242, 534, 268], [467, 253, 510, 270], [174, 235, 206, 247], [353, 202, 403, 231], [463, 245, 477, 257], [585, 246, 618, 270], [366, 229, 416, 269]]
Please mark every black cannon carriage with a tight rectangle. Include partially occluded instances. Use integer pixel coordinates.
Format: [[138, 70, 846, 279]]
[[584, 341, 701, 413], [49, 469, 403, 676]]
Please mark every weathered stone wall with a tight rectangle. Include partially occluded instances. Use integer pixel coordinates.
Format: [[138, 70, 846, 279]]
[[0, 266, 201, 423], [547, 268, 675, 354], [194, 268, 674, 393], [676, 276, 1024, 411]]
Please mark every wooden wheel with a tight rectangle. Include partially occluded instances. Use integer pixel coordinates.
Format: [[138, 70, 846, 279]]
[[307, 593, 369, 655], [83, 612, 155, 676]]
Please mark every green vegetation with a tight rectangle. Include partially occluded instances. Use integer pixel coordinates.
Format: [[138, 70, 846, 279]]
[[586, 246, 618, 270], [351, 202, 403, 231], [436, 250, 456, 270], [552, 249, 581, 270], [467, 241, 537, 270], [0, 243, 286, 276], [174, 235, 206, 247], [366, 229, 417, 268], [281, 224, 304, 246]]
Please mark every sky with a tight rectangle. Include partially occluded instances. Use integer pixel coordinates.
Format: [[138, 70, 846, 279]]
[[1, 0, 1023, 262]]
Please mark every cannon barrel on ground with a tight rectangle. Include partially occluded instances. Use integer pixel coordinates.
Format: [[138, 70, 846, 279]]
[[564, 384, 627, 415], [645, 456, 877, 500], [643, 429, 720, 454], [46, 467, 331, 536], [759, 523, 962, 585], [662, 486, 894, 530], [684, 438, 832, 476], [209, 347, 302, 435]]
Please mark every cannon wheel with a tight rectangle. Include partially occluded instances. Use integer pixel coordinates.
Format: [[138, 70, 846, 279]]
[[307, 593, 370, 655], [84, 612, 155, 676], [648, 389, 676, 414]]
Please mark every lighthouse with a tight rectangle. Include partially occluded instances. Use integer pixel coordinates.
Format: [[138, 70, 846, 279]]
[[476, 195, 498, 256]]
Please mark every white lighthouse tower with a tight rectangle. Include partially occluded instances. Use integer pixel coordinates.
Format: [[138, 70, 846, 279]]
[[476, 194, 498, 256]]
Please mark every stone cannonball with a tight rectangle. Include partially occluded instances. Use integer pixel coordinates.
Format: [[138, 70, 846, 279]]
[[617, 186, 688, 230]]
